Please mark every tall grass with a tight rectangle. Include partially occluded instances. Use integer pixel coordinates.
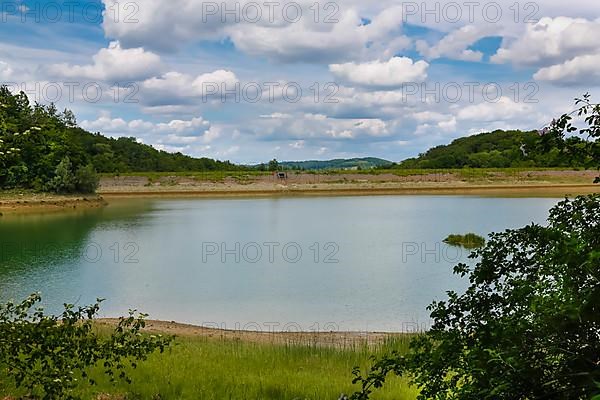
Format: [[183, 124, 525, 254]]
[[0, 335, 418, 400]]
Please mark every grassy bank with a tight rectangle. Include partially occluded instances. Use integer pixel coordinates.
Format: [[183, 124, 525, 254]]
[[0, 332, 417, 400]]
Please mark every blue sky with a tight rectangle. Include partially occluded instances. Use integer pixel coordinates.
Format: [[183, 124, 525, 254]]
[[1, 0, 599, 163]]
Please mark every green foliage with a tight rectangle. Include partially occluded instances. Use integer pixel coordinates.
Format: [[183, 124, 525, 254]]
[[0, 293, 172, 400], [537, 93, 600, 183], [351, 194, 600, 399], [44, 157, 98, 194], [268, 158, 280, 171], [399, 130, 541, 169], [0, 86, 245, 192], [398, 129, 592, 169], [75, 163, 100, 194], [47, 156, 77, 193], [443, 233, 486, 249]]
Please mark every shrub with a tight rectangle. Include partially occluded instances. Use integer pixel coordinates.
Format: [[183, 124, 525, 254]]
[[351, 195, 600, 399], [46, 157, 99, 194], [75, 164, 100, 194], [0, 293, 172, 400], [47, 156, 76, 194]]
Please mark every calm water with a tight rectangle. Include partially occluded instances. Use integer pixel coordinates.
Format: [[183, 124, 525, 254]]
[[0, 196, 558, 331]]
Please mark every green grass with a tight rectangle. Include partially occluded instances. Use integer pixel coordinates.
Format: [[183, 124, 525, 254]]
[[0, 335, 418, 400]]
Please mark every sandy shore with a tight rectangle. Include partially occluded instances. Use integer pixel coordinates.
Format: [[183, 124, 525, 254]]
[[0, 193, 107, 214], [98, 170, 600, 198], [1, 170, 598, 213], [96, 319, 406, 348], [99, 183, 600, 198]]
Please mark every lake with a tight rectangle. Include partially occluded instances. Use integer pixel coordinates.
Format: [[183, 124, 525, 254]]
[[0, 195, 559, 331]]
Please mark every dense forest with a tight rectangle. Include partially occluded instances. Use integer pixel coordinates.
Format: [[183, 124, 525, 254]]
[[397, 129, 593, 169], [0, 87, 243, 192]]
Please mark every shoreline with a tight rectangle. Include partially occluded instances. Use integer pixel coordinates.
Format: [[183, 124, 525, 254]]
[[99, 183, 600, 199], [96, 318, 408, 347], [1, 175, 598, 213], [0, 194, 107, 214]]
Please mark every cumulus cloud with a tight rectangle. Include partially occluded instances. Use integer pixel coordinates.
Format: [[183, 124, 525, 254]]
[[254, 112, 392, 141], [416, 25, 493, 62], [101, 0, 227, 51], [48, 41, 163, 81], [137, 69, 238, 106], [101, 0, 408, 63], [533, 54, 600, 85], [492, 17, 600, 67], [80, 111, 214, 144], [329, 57, 428, 89], [457, 97, 534, 122]]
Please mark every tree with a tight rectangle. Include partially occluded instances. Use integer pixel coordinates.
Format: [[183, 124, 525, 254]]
[[351, 195, 600, 400], [47, 156, 76, 193], [0, 87, 249, 191], [536, 93, 600, 183], [0, 293, 172, 400], [268, 158, 280, 171], [75, 163, 100, 194], [351, 96, 600, 400]]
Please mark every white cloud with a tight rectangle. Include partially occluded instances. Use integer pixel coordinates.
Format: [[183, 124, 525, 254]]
[[0, 61, 14, 79], [253, 112, 393, 142], [457, 97, 533, 122], [260, 113, 292, 119], [138, 69, 238, 106], [81, 111, 214, 143], [533, 54, 600, 85], [329, 57, 428, 89], [492, 17, 600, 67], [289, 140, 305, 149], [416, 25, 493, 62], [227, 9, 365, 63], [101, 0, 408, 63], [48, 41, 162, 81]]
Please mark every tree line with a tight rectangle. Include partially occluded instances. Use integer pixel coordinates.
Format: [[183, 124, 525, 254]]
[[0, 87, 245, 193], [397, 129, 596, 169]]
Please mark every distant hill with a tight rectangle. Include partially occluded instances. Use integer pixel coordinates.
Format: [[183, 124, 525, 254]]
[[278, 157, 393, 170], [398, 130, 543, 169]]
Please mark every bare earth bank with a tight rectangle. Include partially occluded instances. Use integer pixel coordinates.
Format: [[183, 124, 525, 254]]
[[96, 319, 407, 348]]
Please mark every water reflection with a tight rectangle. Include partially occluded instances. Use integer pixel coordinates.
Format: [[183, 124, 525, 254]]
[[0, 196, 558, 331]]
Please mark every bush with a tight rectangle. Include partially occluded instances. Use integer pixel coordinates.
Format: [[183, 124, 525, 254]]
[[46, 157, 99, 194], [0, 293, 172, 400], [351, 195, 600, 399], [5, 164, 29, 188], [75, 163, 100, 194], [47, 156, 76, 194]]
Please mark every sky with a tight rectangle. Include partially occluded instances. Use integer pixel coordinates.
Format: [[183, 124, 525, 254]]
[[1, 0, 599, 163]]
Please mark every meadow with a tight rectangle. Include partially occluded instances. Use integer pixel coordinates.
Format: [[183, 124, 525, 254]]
[[0, 333, 418, 400]]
